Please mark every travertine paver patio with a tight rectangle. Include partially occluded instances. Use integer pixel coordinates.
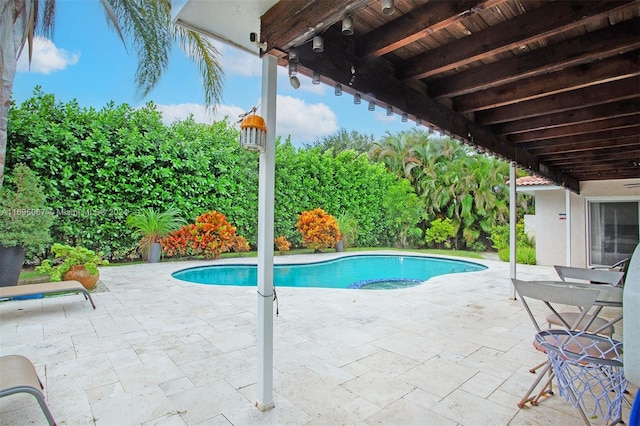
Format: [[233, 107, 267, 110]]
[[0, 251, 635, 425]]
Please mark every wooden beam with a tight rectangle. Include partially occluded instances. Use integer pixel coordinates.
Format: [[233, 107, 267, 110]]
[[399, 1, 636, 81], [428, 18, 640, 99], [476, 77, 639, 124], [528, 137, 640, 156], [295, 39, 580, 191], [547, 149, 640, 167], [493, 99, 640, 135], [520, 127, 640, 149], [508, 116, 640, 144], [260, 0, 369, 53], [456, 52, 640, 113], [355, 0, 505, 59]]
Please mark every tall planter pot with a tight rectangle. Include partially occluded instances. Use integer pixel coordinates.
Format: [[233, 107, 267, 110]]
[[147, 242, 162, 263], [0, 245, 25, 287]]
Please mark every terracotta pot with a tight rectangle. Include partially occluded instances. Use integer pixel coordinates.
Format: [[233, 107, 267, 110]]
[[62, 265, 99, 290]]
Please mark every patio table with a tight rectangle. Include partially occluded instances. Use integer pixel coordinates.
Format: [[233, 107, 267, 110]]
[[528, 280, 623, 334]]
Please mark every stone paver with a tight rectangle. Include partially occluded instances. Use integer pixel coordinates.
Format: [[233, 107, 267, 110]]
[[0, 251, 635, 425]]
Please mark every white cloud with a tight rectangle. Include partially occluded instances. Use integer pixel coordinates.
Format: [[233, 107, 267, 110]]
[[374, 110, 397, 123], [17, 37, 80, 74], [156, 96, 338, 144], [156, 103, 244, 124], [275, 95, 337, 142], [212, 40, 262, 77]]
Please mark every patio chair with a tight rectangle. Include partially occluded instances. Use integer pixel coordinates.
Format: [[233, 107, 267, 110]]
[[0, 355, 56, 425], [536, 329, 627, 425], [512, 279, 602, 409], [554, 266, 625, 286]]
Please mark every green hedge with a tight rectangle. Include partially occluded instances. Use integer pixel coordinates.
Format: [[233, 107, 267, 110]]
[[7, 89, 397, 260]]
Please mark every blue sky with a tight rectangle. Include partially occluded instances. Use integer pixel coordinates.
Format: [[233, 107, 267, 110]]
[[11, 0, 414, 146]]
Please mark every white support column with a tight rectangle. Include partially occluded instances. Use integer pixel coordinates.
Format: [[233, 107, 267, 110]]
[[565, 189, 572, 266], [509, 162, 517, 299], [256, 54, 277, 411]]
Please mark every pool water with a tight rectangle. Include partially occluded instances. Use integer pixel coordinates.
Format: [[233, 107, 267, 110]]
[[172, 255, 486, 290]]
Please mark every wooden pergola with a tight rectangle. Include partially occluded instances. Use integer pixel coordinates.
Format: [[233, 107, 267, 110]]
[[254, 0, 640, 193]]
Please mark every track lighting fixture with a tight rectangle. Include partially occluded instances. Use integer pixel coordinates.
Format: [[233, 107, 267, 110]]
[[382, 0, 394, 15], [368, 101, 375, 111], [288, 47, 298, 63], [401, 113, 408, 122], [312, 71, 321, 85], [342, 17, 354, 36], [354, 93, 361, 104], [386, 106, 393, 116], [335, 84, 342, 96], [312, 36, 324, 52]]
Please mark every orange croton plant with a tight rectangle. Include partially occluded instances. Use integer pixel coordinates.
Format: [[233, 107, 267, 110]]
[[162, 210, 249, 259], [295, 208, 340, 252], [274, 235, 291, 255]]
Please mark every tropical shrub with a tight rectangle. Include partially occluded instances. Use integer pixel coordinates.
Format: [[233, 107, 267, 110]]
[[498, 246, 536, 265], [489, 222, 534, 252], [161, 210, 249, 259], [336, 212, 358, 248], [424, 218, 455, 248], [8, 91, 401, 257], [492, 221, 536, 264], [7, 90, 258, 259], [0, 164, 54, 259], [274, 144, 396, 248], [274, 236, 291, 255], [295, 208, 340, 252], [382, 179, 424, 248]]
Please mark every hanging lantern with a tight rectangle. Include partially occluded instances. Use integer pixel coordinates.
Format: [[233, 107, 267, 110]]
[[239, 112, 267, 152]]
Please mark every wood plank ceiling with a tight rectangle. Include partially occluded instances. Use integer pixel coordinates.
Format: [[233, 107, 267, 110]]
[[260, 0, 640, 192]]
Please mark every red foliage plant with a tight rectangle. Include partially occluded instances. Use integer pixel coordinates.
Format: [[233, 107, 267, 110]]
[[295, 208, 340, 252], [161, 210, 249, 259]]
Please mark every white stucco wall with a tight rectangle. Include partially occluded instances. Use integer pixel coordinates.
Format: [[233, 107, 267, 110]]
[[528, 178, 640, 268]]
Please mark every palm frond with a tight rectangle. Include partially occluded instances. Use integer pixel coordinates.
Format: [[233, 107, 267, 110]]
[[175, 26, 224, 108], [105, 0, 172, 98]]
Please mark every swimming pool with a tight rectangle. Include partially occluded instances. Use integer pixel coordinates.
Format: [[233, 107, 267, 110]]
[[172, 254, 487, 290]]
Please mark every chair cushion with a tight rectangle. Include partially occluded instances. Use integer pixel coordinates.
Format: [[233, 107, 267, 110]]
[[545, 312, 614, 336]]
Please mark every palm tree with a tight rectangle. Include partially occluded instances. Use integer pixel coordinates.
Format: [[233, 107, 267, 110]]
[[0, 0, 223, 188]]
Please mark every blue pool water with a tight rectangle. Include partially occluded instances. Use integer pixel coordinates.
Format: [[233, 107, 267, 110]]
[[172, 255, 487, 290]]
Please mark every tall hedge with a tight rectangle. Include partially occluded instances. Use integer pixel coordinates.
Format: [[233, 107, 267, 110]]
[[7, 89, 396, 260]]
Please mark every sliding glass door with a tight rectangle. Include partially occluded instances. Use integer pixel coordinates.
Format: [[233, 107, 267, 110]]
[[588, 200, 639, 266]]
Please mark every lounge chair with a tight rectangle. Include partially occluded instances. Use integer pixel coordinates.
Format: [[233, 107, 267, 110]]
[[0, 355, 56, 425], [0, 280, 96, 309]]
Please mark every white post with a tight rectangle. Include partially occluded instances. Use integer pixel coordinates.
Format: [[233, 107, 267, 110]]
[[565, 189, 571, 266], [256, 54, 276, 411], [509, 162, 517, 299]]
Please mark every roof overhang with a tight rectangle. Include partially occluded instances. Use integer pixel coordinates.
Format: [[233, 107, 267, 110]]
[[174, 0, 278, 56]]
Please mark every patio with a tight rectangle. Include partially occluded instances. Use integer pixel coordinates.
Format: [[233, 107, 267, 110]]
[[0, 251, 635, 425]]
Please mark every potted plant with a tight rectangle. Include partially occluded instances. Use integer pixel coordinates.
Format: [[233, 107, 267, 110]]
[[336, 212, 358, 252], [0, 164, 54, 286], [127, 206, 186, 263], [36, 243, 108, 290]]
